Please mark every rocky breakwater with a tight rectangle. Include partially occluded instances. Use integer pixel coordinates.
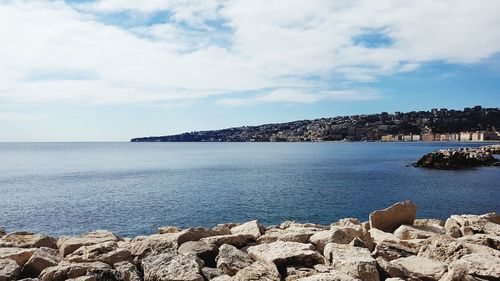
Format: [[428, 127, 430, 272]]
[[1, 200, 499, 281], [415, 144, 500, 169]]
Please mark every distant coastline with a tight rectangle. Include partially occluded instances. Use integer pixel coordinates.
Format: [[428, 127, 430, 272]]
[[131, 106, 500, 142]]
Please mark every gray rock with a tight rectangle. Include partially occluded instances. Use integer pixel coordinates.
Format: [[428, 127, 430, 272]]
[[216, 244, 253, 276], [0, 258, 21, 281], [142, 251, 204, 281], [247, 241, 324, 270], [113, 261, 141, 281], [21, 247, 60, 278], [323, 243, 379, 281], [369, 201, 417, 233], [201, 267, 226, 280]]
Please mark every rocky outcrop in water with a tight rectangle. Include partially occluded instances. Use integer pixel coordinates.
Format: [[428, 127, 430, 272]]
[[415, 145, 500, 169], [1, 201, 499, 281]]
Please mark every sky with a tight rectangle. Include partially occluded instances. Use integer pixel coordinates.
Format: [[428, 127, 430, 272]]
[[0, 0, 499, 141]]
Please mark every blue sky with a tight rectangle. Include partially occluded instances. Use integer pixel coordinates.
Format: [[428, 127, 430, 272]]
[[0, 0, 499, 141]]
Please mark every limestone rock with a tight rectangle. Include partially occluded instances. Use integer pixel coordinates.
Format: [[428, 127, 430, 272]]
[[128, 234, 177, 259], [413, 218, 445, 227], [66, 241, 131, 265], [295, 271, 360, 281], [158, 226, 181, 234], [279, 222, 328, 231], [216, 244, 253, 276], [369, 201, 417, 233], [0, 232, 57, 249], [21, 247, 60, 278], [66, 277, 96, 281], [369, 228, 424, 261], [201, 267, 226, 280], [440, 254, 500, 281], [213, 224, 238, 235], [232, 261, 280, 281], [201, 234, 254, 248], [0, 247, 36, 266], [60, 231, 120, 257], [39, 261, 111, 281], [0, 258, 20, 281], [177, 227, 227, 245], [247, 241, 324, 270], [309, 229, 352, 253], [179, 240, 218, 267], [230, 220, 265, 239], [285, 267, 317, 280], [113, 261, 141, 281], [211, 275, 233, 281], [142, 252, 204, 281], [323, 243, 379, 281], [386, 256, 447, 281], [257, 228, 315, 244], [449, 214, 500, 236], [393, 224, 444, 240], [458, 233, 500, 251]]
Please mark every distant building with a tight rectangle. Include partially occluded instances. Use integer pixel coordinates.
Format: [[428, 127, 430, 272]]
[[381, 135, 393, 142], [422, 134, 435, 141], [460, 132, 472, 141], [412, 134, 421, 141]]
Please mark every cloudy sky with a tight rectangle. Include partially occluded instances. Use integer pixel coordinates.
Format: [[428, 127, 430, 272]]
[[1, 0, 499, 141]]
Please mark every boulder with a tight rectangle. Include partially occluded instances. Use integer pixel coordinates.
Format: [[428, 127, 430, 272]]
[[285, 267, 317, 280], [211, 275, 233, 281], [369, 228, 424, 261], [142, 251, 204, 281], [232, 261, 280, 281], [0, 258, 20, 281], [386, 256, 447, 281], [417, 235, 500, 263], [176, 227, 227, 245], [59, 231, 120, 257], [458, 233, 500, 251], [230, 220, 265, 239], [21, 247, 60, 278], [216, 244, 253, 276], [294, 271, 360, 281], [128, 234, 177, 259], [39, 261, 111, 281], [247, 241, 324, 270], [257, 228, 314, 244], [213, 224, 238, 235], [393, 224, 444, 240], [201, 267, 226, 280], [440, 253, 500, 281], [412, 219, 445, 227], [323, 243, 379, 281], [309, 229, 352, 253], [201, 234, 254, 248], [158, 226, 181, 234], [65, 241, 131, 265], [178, 240, 218, 267], [369, 201, 417, 233], [332, 218, 361, 228], [0, 232, 57, 249], [415, 147, 499, 168], [449, 214, 500, 236], [0, 247, 36, 266], [113, 261, 141, 281]]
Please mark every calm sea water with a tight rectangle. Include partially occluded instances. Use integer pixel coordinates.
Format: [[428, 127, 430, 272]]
[[0, 142, 499, 237]]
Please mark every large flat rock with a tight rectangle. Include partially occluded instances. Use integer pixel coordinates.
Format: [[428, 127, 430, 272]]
[[369, 201, 417, 233]]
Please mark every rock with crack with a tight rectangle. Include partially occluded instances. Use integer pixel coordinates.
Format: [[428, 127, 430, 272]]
[[179, 240, 218, 267], [369, 201, 417, 233], [232, 261, 280, 281], [141, 251, 204, 281], [393, 224, 444, 240], [21, 247, 60, 278], [0, 247, 36, 266], [128, 234, 177, 259], [39, 261, 111, 281], [59, 231, 121, 257], [257, 228, 316, 244], [113, 261, 141, 281], [309, 229, 352, 253], [0, 258, 21, 281], [200, 234, 254, 248], [230, 220, 265, 239], [65, 241, 131, 265], [247, 241, 324, 271], [323, 243, 379, 281], [386, 256, 448, 281], [216, 244, 253, 276], [440, 253, 500, 281], [0, 232, 57, 249]]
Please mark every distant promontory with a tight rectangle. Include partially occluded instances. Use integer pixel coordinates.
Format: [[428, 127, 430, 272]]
[[131, 106, 500, 142]]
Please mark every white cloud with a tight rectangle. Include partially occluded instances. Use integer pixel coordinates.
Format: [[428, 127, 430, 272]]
[[0, 0, 499, 107], [217, 88, 381, 106]]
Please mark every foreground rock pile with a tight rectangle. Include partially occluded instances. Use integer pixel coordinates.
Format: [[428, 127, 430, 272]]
[[415, 145, 500, 169], [1, 201, 499, 281]]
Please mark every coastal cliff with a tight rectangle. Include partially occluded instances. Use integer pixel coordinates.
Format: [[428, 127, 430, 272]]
[[415, 145, 500, 169], [1, 201, 499, 281]]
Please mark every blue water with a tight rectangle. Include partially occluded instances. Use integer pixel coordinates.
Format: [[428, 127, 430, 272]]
[[0, 142, 499, 237]]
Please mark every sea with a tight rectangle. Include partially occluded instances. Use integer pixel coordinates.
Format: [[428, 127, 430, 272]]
[[0, 142, 499, 237]]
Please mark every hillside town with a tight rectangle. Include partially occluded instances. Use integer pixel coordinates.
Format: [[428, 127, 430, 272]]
[[131, 106, 500, 142]]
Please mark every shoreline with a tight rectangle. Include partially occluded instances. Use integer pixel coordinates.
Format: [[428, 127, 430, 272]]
[[1, 201, 499, 281]]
